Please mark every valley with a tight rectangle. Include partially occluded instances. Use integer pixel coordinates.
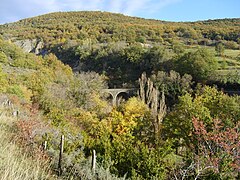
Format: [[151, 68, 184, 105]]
[[0, 11, 239, 179]]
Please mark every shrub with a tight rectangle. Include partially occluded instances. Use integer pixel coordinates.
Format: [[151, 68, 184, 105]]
[[0, 51, 8, 64], [0, 65, 8, 92], [0, 110, 53, 180], [7, 85, 25, 99]]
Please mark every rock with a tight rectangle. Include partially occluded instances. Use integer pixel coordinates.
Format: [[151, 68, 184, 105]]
[[14, 39, 37, 53], [34, 41, 44, 54], [140, 43, 153, 48], [14, 39, 45, 55]]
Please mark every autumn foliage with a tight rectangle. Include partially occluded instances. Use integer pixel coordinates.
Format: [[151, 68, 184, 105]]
[[192, 117, 240, 178]]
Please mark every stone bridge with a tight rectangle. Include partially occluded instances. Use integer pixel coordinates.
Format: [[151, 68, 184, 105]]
[[102, 88, 138, 106]]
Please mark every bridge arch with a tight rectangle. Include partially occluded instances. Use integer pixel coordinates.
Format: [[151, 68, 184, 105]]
[[103, 88, 137, 106]]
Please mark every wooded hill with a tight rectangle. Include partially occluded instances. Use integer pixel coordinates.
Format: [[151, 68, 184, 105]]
[[1, 11, 240, 88], [0, 11, 240, 179], [1, 11, 240, 46]]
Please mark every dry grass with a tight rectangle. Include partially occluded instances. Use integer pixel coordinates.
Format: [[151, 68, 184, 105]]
[[0, 99, 125, 180], [0, 113, 55, 180]]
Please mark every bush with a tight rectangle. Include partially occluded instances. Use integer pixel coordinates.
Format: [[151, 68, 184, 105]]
[[12, 57, 40, 69], [0, 51, 8, 64], [0, 110, 52, 180], [0, 65, 8, 92], [7, 85, 25, 99], [224, 40, 239, 49]]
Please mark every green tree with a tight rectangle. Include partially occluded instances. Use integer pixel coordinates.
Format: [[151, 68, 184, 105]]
[[145, 46, 170, 72], [69, 72, 107, 110], [172, 42, 185, 55], [164, 86, 240, 149], [176, 48, 218, 81], [151, 70, 192, 106], [215, 43, 225, 56], [83, 97, 174, 179], [124, 43, 146, 64]]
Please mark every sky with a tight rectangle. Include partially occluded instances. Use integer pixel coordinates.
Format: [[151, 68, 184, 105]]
[[0, 0, 240, 24]]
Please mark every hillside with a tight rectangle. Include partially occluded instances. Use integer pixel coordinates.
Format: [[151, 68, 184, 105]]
[[1, 11, 240, 45], [0, 11, 240, 87], [0, 99, 53, 179], [0, 12, 240, 179], [0, 12, 239, 53], [0, 37, 123, 179]]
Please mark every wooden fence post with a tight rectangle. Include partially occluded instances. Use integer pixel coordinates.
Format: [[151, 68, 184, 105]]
[[43, 141, 47, 151], [58, 135, 64, 176], [91, 149, 96, 174]]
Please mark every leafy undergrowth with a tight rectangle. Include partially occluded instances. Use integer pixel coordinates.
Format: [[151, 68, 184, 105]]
[[0, 95, 126, 180], [0, 105, 55, 180]]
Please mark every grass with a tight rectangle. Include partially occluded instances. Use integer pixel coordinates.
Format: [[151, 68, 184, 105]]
[[0, 99, 126, 180], [0, 108, 55, 180], [216, 57, 240, 70], [217, 57, 240, 64], [185, 45, 240, 72], [215, 69, 240, 75], [224, 49, 240, 59]]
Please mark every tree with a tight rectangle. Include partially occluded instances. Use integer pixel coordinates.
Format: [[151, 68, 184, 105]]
[[69, 72, 108, 110], [124, 43, 146, 64], [165, 86, 240, 179], [215, 43, 225, 56], [151, 70, 192, 107], [145, 46, 170, 72], [164, 86, 240, 149], [190, 117, 240, 179], [83, 97, 173, 179], [139, 72, 167, 141], [176, 48, 218, 81], [172, 41, 185, 55]]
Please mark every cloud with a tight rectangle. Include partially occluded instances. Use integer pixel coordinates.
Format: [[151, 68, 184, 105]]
[[0, 0, 60, 24], [108, 0, 124, 13], [123, 0, 151, 15], [149, 0, 182, 13], [107, 0, 182, 16], [0, 0, 181, 24]]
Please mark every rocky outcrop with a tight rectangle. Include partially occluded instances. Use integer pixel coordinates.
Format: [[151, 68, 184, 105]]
[[14, 39, 45, 55]]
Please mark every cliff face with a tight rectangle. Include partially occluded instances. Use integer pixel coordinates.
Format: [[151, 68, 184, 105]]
[[14, 39, 45, 55]]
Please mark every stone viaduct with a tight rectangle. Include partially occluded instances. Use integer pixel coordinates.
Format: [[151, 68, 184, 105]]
[[102, 88, 138, 106]]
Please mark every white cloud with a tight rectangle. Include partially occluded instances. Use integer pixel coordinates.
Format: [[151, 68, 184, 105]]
[[150, 0, 181, 13], [58, 0, 103, 11], [0, 0, 181, 24], [108, 0, 124, 13], [106, 0, 181, 15], [123, 0, 150, 15]]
